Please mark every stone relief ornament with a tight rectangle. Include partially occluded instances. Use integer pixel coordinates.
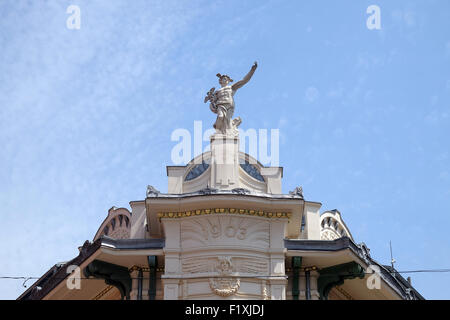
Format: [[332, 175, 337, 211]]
[[289, 186, 304, 198], [231, 187, 251, 195], [204, 62, 257, 135], [209, 256, 240, 297], [180, 215, 269, 248], [321, 230, 339, 240], [261, 280, 271, 300], [217, 256, 233, 274], [198, 186, 218, 195], [146, 185, 160, 197], [108, 227, 130, 239], [181, 256, 268, 275]]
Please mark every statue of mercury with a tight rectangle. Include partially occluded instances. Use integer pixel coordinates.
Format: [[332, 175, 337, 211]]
[[204, 62, 258, 135]]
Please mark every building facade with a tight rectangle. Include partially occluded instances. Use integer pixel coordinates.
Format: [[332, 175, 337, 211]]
[[18, 131, 423, 300], [18, 64, 423, 300]]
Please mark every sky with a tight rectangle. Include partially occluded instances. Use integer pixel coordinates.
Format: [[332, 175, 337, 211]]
[[0, 0, 449, 300]]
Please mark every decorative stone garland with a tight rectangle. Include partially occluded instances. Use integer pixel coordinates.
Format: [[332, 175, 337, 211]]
[[129, 266, 164, 272], [209, 278, 240, 297], [209, 257, 240, 297], [157, 208, 291, 219]]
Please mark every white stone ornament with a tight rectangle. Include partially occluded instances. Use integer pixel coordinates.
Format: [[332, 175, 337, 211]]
[[205, 62, 257, 136], [180, 215, 270, 248], [319, 209, 353, 241], [209, 257, 240, 297]]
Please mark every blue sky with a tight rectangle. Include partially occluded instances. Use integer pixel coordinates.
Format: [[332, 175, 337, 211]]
[[0, 0, 449, 299]]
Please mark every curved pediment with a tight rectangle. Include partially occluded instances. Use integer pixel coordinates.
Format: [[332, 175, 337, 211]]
[[320, 209, 353, 241], [93, 207, 131, 241]]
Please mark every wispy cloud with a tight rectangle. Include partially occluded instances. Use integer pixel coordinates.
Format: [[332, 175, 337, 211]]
[[304, 86, 319, 103], [0, 0, 205, 299]]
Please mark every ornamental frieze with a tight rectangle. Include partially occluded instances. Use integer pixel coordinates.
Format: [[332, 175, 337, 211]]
[[180, 215, 270, 248], [157, 208, 291, 219]]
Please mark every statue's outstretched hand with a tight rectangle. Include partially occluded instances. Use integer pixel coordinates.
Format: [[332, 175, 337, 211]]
[[252, 61, 258, 70]]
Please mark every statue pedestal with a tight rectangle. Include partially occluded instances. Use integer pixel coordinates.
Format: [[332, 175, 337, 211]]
[[210, 133, 240, 190]]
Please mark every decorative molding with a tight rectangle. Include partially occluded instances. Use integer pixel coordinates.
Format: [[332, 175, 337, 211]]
[[94, 207, 131, 241], [108, 227, 130, 239], [320, 215, 348, 240], [147, 188, 304, 200], [321, 230, 340, 241], [198, 187, 218, 195], [93, 285, 114, 300], [209, 257, 240, 297], [129, 266, 142, 272], [334, 286, 354, 300], [129, 266, 164, 273], [234, 257, 269, 274], [286, 266, 318, 273], [180, 215, 270, 248], [182, 257, 213, 274], [320, 210, 353, 241], [181, 256, 268, 274], [129, 266, 165, 273], [158, 208, 291, 220]]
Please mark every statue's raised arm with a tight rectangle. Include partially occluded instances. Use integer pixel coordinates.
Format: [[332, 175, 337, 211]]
[[232, 61, 258, 92]]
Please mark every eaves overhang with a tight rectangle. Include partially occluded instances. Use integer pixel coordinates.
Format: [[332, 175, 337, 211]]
[[284, 237, 424, 300], [17, 237, 165, 300]]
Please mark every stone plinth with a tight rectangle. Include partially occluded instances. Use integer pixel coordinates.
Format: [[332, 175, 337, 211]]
[[210, 134, 240, 190]]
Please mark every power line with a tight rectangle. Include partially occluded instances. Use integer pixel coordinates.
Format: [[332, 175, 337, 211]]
[[395, 269, 450, 274], [1, 268, 450, 282]]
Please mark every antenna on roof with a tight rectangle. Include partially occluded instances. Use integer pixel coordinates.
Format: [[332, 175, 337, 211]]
[[390, 240, 396, 269]]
